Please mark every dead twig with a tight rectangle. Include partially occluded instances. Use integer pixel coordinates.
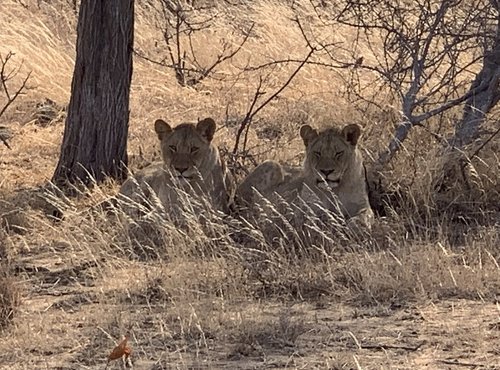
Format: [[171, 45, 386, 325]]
[[438, 359, 484, 368], [360, 341, 425, 352], [243, 51, 349, 72], [0, 52, 31, 119], [0, 52, 31, 149], [232, 48, 314, 154]]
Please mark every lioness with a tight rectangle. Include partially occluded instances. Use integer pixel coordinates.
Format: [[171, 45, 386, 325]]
[[236, 123, 374, 229], [119, 117, 234, 214]]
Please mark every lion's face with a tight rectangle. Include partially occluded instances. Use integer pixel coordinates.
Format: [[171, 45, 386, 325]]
[[154, 117, 216, 181], [300, 124, 361, 190]]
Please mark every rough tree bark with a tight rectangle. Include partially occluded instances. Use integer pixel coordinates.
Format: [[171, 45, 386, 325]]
[[434, 1, 500, 194], [452, 4, 500, 147], [53, 0, 134, 186]]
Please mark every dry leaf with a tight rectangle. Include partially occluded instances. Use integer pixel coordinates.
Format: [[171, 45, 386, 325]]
[[108, 334, 132, 361]]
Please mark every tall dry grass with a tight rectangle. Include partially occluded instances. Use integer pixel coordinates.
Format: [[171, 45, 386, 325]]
[[0, 0, 499, 367]]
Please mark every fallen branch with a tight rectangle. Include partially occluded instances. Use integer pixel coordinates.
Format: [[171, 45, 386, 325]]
[[360, 341, 425, 352], [438, 359, 484, 367]]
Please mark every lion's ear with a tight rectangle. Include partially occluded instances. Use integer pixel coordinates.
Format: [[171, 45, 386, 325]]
[[342, 124, 361, 146], [300, 125, 318, 146], [154, 119, 172, 141], [196, 117, 216, 142]]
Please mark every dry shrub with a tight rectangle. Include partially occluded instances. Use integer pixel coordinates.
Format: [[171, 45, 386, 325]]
[[433, 141, 500, 223], [243, 254, 337, 300], [97, 268, 250, 355], [104, 196, 240, 261], [237, 190, 371, 252], [367, 138, 499, 250], [130, 258, 250, 305]]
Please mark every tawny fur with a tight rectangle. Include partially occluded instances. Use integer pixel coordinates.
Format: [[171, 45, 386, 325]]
[[236, 123, 374, 229], [119, 118, 234, 214]]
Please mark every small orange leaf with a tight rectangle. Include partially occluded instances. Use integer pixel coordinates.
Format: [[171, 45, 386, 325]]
[[108, 334, 132, 361]]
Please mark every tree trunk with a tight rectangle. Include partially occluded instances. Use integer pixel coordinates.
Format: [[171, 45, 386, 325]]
[[53, 0, 134, 186], [452, 11, 500, 147]]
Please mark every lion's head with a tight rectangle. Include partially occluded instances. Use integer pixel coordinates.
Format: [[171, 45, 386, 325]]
[[300, 123, 362, 190], [154, 117, 217, 181]]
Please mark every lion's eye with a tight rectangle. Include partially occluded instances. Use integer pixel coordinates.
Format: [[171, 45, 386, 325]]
[[190, 146, 199, 154], [335, 151, 344, 158], [314, 151, 321, 158], [169, 145, 177, 152]]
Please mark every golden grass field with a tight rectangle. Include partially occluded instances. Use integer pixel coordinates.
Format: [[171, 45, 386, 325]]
[[0, 0, 499, 369]]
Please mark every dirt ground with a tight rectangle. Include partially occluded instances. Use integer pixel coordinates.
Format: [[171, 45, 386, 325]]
[[0, 245, 498, 370]]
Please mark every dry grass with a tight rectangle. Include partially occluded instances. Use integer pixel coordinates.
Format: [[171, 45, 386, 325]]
[[0, 265, 20, 331], [0, 0, 499, 368]]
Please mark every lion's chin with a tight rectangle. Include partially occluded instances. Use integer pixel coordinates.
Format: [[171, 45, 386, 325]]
[[173, 176, 192, 184], [317, 179, 340, 189]]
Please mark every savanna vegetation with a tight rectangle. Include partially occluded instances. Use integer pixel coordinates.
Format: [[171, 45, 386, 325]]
[[0, 0, 498, 368]]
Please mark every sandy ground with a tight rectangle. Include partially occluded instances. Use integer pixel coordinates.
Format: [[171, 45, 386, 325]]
[[0, 243, 498, 369]]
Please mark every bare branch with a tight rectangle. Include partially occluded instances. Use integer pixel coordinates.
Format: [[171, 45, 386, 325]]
[[333, 0, 497, 164], [140, 0, 251, 87], [0, 52, 31, 149], [232, 48, 315, 154], [243, 57, 351, 72]]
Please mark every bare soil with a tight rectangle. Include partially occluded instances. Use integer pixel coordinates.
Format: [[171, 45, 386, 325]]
[[0, 245, 498, 369]]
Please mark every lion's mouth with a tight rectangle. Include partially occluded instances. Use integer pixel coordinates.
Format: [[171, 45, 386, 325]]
[[317, 179, 340, 189]]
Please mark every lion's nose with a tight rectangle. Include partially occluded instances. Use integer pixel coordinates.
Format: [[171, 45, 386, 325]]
[[175, 167, 188, 174], [321, 169, 334, 177]]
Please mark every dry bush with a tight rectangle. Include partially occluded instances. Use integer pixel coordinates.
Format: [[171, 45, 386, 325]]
[[433, 135, 500, 221]]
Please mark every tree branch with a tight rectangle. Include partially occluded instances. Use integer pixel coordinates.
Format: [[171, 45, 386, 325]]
[[232, 48, 315, 154], [0, 52, 31, 149]]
